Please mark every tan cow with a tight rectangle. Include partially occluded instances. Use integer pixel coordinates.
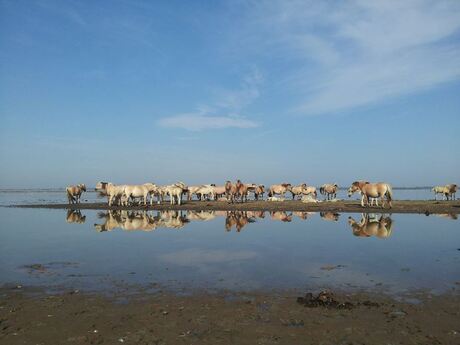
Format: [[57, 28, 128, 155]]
[[235, 180, 249, 202], [225, 181, 237, 203], [445, 184, 457, 200], [213, 185, 227, 200], [164, 182, 187, 205], [348, 181, 393, 208], [66, 184, 86, 204], [254, 185, 265, 201], [320, 183, 338, 200], [432, 186, 449, 200], [268, 183, 291, 198], [290, 183, 307, 200]]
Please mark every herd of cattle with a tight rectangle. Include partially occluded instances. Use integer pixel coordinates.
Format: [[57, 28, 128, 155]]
[[66, 209, 407, 238], [65, 181, 458, 208]]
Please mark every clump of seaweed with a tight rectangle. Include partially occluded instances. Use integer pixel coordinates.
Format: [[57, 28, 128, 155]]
[[297, 290, 354, 309]]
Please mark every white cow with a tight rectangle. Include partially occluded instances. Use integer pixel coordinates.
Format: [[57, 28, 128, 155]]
[[123, 183, 157, 206]]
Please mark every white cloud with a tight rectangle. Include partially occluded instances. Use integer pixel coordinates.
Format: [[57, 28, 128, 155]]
[[240, 0, 460, 115], [215, 68, 264, 111], [158, 69, 262, 131]]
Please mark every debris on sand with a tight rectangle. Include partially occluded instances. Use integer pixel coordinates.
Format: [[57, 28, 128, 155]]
[[320, 264, 346, 271], [280, 318, 304, 327], [360, 300, 380, 307], [297, 291, 354, 309], [267, 196, 285, 202], [388, 310, 407, 318], [301, 195, 319, 203], [22, 264, 47, 274]]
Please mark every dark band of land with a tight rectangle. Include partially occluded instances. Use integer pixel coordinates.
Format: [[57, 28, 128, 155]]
[[12, 199, 460, 214]]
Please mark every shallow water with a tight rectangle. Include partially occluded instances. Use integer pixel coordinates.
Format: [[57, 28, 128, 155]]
[[0, 188, 437, 206], [0, 190, 102, 206], [0, 204, 458, 295]]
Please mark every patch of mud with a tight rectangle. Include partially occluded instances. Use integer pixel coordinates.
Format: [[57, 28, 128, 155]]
[[13, 199, 460, 215], [20, 262, 79, 275]]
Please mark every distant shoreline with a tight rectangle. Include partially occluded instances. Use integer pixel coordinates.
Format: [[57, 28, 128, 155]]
[[11, 200, 460, 215], [0, 186, 435, 193]]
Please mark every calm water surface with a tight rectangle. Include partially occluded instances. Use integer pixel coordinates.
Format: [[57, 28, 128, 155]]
[[0, 201, 458, 295]]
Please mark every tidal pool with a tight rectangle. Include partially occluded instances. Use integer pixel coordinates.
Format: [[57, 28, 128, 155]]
[[0, 206, 458, 295]]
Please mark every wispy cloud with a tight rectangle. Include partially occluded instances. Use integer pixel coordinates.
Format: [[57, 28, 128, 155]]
[[240, 0, 460, 115], [36, 1, 89, 27], [159, 113, 258, 131], [158, 69, 262, 130]]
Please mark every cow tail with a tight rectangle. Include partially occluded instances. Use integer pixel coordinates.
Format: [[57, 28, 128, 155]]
[[386, 184, 393, 201], [386, 184, 393, 208]]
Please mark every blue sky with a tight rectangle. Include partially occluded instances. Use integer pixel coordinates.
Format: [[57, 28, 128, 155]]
[[0, 0, 459, 188]]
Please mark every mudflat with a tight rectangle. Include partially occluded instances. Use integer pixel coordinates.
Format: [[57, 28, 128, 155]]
[[1, 286, 459, 345], [14, 199, 460, 214]]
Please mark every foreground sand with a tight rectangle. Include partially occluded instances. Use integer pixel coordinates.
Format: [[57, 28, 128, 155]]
[[15, 199, 460, 214], [1, 286, 459, 345]]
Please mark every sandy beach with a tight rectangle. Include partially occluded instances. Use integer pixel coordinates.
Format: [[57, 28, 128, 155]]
[[1, 285, 460, 345]]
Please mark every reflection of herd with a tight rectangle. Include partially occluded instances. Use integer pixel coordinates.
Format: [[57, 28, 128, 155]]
[[94, 210, 190, 231], [64, 209, 459, 238]]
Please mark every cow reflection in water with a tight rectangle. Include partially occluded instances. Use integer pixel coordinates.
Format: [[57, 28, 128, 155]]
[[187, 210, 217, 222], [320, 212, 340, 222], [187, 210, 264, 232], [293, 211, 316, 220], [435, 213, 458, 220], [94, 210, 189, 232], [225, 211, 258, 232], [348, 214, 393, 239], [270, 211, 292, 222], [66, 210, 86, 224]]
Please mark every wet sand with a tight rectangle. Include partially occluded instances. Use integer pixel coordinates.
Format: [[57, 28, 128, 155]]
[[1, 286, 459, 345], [13, 199, 460, 214]]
